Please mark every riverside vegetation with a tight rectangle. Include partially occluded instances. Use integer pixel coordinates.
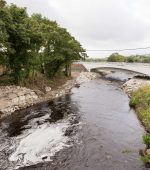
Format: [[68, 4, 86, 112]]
[[0, 0, 86, 89], [123, 76, 150, 167], [130, 85, 150, 132], [129, 83, 150, 165], [140, 134, 150, 167]]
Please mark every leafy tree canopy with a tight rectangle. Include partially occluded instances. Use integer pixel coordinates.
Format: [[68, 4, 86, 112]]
[[0, 0, 86, 84], [107, 53, 125, 62]]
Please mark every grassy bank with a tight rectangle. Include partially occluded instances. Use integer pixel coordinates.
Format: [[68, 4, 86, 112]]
[[130, 86, 150, 131]]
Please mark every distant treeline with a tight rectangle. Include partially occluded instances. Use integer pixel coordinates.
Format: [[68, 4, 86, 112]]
[[0, 0, 86, 85], [85, 53, 150, 63], [126, 55, 150, 63]]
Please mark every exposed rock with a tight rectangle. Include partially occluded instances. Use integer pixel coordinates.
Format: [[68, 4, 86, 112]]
[[45, 86, 51, 92], [0, 100, 11, 109], [41, 155, 48, 160], [97, 69, 112, 76], [17, 91, 26, 96], [34, 89, 45, 96], [0, 86, 39, 116], [8, 93, 17, 99], [0, 71, 99, 118], [12, 97, 19, 105], [19, 95, 26, 101], [122, 78, 150, 95], [55, 94, 59, 98], [25, 94, 32, 100], [146, 149, 150, 156], [75, 83, 80, 88], [76, 72, 100, 84]]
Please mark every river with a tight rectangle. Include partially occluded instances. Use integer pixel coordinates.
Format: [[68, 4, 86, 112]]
[[0, 69, 148, 170]]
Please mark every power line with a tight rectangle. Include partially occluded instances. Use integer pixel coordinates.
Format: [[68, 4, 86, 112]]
[[86, 46, 150, 52]]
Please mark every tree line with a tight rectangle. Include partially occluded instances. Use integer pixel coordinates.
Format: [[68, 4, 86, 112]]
[[0, 0, 86, 85], [107, 53, 150, 63], [85, 53, 150, 63]]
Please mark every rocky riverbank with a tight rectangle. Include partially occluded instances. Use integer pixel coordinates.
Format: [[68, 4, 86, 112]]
[[122, 77, 150, 95], [92, 68, 150, 95], [0, 72, 100, 118], [2, 70, 148, 117]]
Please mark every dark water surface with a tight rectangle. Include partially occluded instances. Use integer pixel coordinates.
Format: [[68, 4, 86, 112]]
[[0, 73, 147, 170]]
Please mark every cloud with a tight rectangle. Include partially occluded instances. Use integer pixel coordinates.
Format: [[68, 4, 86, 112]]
[[6, 0, 150, 57], [6, 0, 58, 20]]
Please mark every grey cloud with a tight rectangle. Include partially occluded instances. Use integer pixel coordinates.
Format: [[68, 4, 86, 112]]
[[6, 0, 150, 57], [6, 0, 58, 20]]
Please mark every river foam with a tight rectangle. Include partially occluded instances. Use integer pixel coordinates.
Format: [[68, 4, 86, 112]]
[[9, 117, 69, 169]]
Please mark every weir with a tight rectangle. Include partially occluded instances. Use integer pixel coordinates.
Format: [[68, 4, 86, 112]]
[[81, 62, 150, 77], [91, 67, 150, 79]]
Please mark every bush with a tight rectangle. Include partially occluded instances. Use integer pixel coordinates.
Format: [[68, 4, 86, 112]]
[[126, 55, 150, 63], [140, 135, 150, 167], [141, 155, 150, 165], [143, 57, 150, 63], [143, 135, 150, 148], [129, 97, 139, 107], [126, 56, 141, 63]]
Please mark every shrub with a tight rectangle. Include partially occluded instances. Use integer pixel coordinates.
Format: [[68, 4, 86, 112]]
[[129, 97, 139, 107], [143, 135, 150, 148], [141, 155, 150, 165]]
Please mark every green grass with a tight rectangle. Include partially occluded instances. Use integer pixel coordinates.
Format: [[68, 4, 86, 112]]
[[143, 134, 150, 148], [130, 86, 150, 131], [141, 155, 150, 165]]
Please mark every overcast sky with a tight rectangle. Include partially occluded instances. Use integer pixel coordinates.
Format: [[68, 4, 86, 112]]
[[6, 0, 150, 58]]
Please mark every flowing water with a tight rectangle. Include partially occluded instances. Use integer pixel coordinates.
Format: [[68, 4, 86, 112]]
[[0, 71, 147, 170]]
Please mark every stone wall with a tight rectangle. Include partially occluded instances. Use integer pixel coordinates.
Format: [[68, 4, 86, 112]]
[[0, 86, 38, 114], [0, 72, 100, 117]]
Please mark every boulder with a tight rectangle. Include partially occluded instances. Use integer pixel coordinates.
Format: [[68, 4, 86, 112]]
[[12, 97, 19, 105], [97, 70, 112, 76], [146, 149, 150, 156], [45, 86, 51, 92]]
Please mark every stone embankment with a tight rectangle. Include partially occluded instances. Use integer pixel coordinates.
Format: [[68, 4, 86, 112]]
[[0, 86, 38, 114], [0, 72, 99, 117], [122, 78, 150, 95], [76, 72, 100, 84]]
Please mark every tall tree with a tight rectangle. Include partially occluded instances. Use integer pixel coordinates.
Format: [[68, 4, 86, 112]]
[[0, 1, 87, 84], [0, 0, 11, 66]]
